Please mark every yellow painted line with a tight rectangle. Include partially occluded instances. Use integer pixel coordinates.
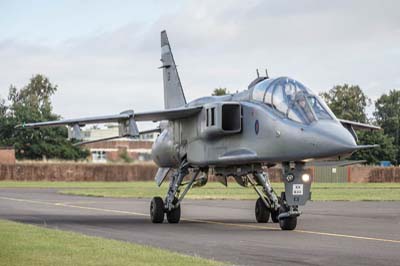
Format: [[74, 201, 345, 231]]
[[56, 201, 98, 205], [0, 196, 147, 217], [54, 202, 148, 217], [0, 196, 55, 206], [1, 196, 399, 244], [294, 230, 400, 244]]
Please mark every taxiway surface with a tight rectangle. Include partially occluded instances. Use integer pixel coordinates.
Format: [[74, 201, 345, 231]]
[[0, 188, 399, 266]]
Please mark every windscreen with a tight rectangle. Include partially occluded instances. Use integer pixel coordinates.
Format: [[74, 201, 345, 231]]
[[270, 77, 333, 124]]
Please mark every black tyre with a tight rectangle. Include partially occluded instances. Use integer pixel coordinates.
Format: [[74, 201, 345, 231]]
[[270, 209, 279, 223], [279, 216, 297, 230], [150, 196, 165, 223], [278, 205, 297, 230], [255, 197, 270, 223], [166, 203, 181, 223]]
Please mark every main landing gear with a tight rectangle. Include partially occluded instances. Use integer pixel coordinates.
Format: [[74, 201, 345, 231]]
[[150, 196, 181, 223], [150, 161, 311, 231], [249, 171, 280, 224], [150, 159, 201, 224]]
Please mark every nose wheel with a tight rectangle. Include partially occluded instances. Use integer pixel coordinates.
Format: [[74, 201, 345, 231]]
[[278, 205, 297, 230]]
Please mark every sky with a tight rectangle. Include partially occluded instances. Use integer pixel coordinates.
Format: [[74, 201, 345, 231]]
[[1, 0, 399, 126]]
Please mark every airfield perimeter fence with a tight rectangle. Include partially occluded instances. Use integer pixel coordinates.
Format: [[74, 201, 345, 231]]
[[0, 162, 399, 183]]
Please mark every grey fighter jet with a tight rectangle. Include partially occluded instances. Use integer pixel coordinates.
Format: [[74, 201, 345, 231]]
[[20, 31, 380, 230]]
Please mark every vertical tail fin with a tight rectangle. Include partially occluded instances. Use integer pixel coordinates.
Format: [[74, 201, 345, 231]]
[[160, 30, 186, 109]]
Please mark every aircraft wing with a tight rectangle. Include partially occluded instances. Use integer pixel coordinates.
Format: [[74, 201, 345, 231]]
[[18, 106, 202, 129], [135, 107, 202, 121], [19, 112, 132, 128], [17, 106, 202, 140], [305, 160, 367, 167], [338, 119, 381, 131]]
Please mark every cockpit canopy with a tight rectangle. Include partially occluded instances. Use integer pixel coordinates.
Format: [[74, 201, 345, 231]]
[[251, 77, 335, 124]]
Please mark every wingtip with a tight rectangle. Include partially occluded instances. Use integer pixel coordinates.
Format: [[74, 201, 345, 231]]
[[15, 123, 24, 129], [355, 144, 380, 149]]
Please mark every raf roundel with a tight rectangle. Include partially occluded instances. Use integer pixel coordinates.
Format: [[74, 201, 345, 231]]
[[255, 120, 259, 135]]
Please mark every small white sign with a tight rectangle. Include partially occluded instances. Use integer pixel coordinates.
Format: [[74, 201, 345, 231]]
[[332, 168, 337, 174], [293, 184, 303, 195]]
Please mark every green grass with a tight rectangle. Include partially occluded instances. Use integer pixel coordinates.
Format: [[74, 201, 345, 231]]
[[0, 219, 224, 266], [1, 181, 400, 201], [60, 182, 400, 201], [0, 181, 145, 188]]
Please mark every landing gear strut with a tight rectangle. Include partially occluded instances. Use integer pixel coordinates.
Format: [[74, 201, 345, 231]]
[[249, 170, 280, 224], [150, 159, 200, 224]]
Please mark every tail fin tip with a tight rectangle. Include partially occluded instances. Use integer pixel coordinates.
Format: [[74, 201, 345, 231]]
[[160, 30, 186, 109]]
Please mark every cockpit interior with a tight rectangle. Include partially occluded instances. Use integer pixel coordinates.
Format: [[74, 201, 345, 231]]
[[251, 77, 335, 124]]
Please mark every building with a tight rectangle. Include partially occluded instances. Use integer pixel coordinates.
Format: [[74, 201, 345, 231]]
[[0, 148, 16, 164], [81, 126, 159, 163]]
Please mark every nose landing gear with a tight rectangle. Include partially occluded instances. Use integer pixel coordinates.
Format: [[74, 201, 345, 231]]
[[277, 193, 300, 230]]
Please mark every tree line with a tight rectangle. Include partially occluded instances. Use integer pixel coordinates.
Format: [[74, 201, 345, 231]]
[[0, 75, 88, 160], [320, 85, 399, 165], [0, 75, 399, 164]]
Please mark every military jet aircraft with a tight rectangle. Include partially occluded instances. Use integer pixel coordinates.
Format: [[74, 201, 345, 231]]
[[20, 30, 380, 230]]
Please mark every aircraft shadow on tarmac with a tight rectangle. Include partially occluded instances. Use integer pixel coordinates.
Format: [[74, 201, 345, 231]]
[[2, 214, 280, 231]]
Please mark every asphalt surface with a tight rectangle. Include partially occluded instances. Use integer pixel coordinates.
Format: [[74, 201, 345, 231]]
[[0, 188, 399, 266]]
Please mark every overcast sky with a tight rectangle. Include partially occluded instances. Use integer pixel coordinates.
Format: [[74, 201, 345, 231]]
[[1, 0, 399, 125]]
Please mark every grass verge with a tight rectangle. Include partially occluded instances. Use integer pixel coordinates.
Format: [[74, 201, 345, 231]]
[[0, 219, 224, 266], [1, 181, 400, 201]]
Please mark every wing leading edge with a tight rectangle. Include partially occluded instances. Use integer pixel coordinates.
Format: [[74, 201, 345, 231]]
[[338, 119, 381, 131], [18, 106, 202, 129]]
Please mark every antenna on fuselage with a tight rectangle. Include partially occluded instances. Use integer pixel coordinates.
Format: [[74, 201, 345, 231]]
[[265, 68, 269, 79], [256, 69, 260, 78]]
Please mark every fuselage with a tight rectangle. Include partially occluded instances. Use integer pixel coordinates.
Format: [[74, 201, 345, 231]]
[[152, 76, 357, 168]]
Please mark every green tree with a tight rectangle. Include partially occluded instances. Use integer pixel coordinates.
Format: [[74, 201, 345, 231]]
[[321, 84, 397, 164], [0, 96, 7, 116], [351, 131, 397, 164], [373, 89, 400, 164], [320, 84, 371, 123], [0, 74, 89, 160], [212, 88, 230, 96], [119, 149, 133, 163]]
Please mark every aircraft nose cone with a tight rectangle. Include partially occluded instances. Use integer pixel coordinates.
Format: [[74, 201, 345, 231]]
[[310, 120, 357, 156]]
